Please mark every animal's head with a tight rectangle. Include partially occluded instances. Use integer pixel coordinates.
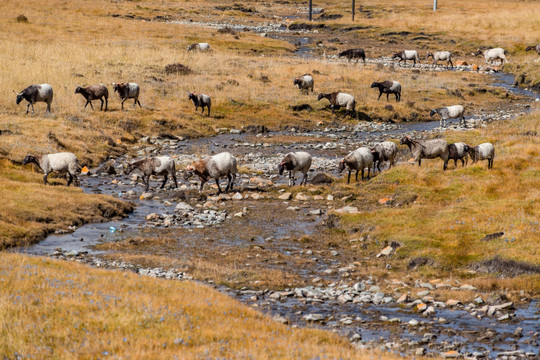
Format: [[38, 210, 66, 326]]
[[74, 86, 82, 94], [338, 159, 346, 173], [426, 51, 433, 59], [371, 149, 380, 162], [124, 162, 136, 175], [293, 78, 300, 86], [15, 92, 24, 105], [317, 93, 324, 101], [400, 136, 411, 145], [184, 165, 195, 180], [429, 109, 436, 117], [113, 83, 125, 93], [187, 44, 195, 51], [22, 155, 35, 165], [463, 144, 471, 153], [473, 49, 483, 57], [188, 92, 195, 101], [392, 52, 400, 59], [525, 46, 534, 51], [370, 81, 379, 88], [278, 161, 285, 175]]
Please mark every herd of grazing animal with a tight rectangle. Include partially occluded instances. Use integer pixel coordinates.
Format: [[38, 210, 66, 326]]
[[18, 41, 520, 188], [23, 134, 494, 189]]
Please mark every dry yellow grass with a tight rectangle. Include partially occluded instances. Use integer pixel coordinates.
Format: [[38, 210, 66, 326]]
[[0, 252, 404, 359]]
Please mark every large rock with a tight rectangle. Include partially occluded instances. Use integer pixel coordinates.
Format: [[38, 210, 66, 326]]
[[278, 192, 292, 200], [175, 202, 194, 212], [310, 172, 334, 185], [335, 206, 359, 214]]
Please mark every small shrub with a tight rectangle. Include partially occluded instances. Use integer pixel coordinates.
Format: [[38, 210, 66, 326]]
[[16, 15, 28, 23], [164, 63, 192, 75]]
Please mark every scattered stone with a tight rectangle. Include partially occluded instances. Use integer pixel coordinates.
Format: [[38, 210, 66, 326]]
[[446, 299, 462, 307], [397, 294, 409, 304], [441, 350, 462, 358], [278, 192, 292, 200], [303, 313, 324, 322], [335, 206, 359, 214], [408, 319, 419, 326], [417, 290, 430, 297], [376, 246, 394, 257], [231, 192, 243, 200], [140, 192, 154, 200]]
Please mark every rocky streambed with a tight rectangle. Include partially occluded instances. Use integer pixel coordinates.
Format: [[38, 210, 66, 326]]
[[17, 98, 539, 359]]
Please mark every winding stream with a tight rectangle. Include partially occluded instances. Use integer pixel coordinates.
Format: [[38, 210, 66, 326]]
[[15, 27, 540, 359]]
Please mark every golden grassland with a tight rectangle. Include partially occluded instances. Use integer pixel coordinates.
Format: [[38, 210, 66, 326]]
[[0, 159, 132, 249], [309, 0, 540, 48], [0, 252, 406, 359]]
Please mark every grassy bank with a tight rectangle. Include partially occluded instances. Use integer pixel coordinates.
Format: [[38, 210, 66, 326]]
[[0, 159, 132, 249], [0, 252, 401, 359]]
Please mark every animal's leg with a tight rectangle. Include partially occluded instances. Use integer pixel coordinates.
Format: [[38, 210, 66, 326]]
[[74, 175, 80, 186], [449, 60, 453, 69], [100, 98, 104, 111], [367, 167, 371, 180], [145, 175, 151, 191], [67, 173, 73, 186], [225, 174, 232, 192], [361, 169, 365, 181], [215, 178, 222, 194], [46, 103, 51, 114], [161, 173, 168, 189], [460, 158, 465, 167], [347, 170, 351, 184], [230, 174, 236, 191], [199, 181, 205, 193], [417, 158, 422, 167], [377, 92, 382, 101], [43, 173, 49, 185], [386, 93, 390, 102], [121, 98, 126, 110], [207, 106, 211, 116], [443, 160, 448, 171], [104, 98, 108, 111], [172, 172, 178, 188], [26, 103, 31, 114], [137, 99, 142, 108], [88, 100, 94, 110], [356, 170, 360, 181], [395, 93, 399, 102], [301, 172, 308, 186], [454, 159, 458, 168]]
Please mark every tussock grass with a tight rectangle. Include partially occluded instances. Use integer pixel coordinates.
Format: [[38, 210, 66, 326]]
[[0, 253, 398, 359]]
